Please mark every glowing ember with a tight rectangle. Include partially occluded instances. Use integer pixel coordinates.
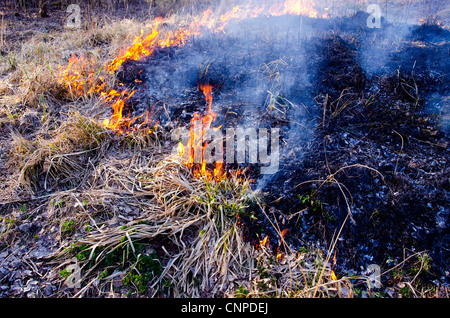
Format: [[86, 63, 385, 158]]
[[331, 251, 338, 280], [280, 228, 289, 238], [274, 229, 290, 260]]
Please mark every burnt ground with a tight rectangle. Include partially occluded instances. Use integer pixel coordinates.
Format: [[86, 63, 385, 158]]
[[250, 17, 450, 286], [114, 12, 450, 288]]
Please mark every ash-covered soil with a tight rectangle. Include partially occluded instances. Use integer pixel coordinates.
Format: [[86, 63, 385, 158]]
[[249, 15, 450, 287]]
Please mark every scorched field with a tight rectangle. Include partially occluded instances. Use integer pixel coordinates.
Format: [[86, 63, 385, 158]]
[[0, 0, 449, 299]]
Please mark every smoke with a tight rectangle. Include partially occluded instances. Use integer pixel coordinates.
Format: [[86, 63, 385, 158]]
[[426, 93, 450, 134], [131, 2, 331, 192], [131, 1, 448, 193], [355, 10, 450, 136], [358, 20, 413, 76]]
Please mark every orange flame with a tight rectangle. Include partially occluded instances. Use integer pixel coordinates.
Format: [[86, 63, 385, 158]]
[[107, 20, 161, 74], [101, 90, 137, 132], [269, 0, 318, 18], [260, 236, 269, 247], [106, 1, 320, 74], [255, 235, 269, 250], [331, 270, 338, 281], [276, 251, 284, 260], [280, 228, 289, 238], [275, 229, 290, 260], [181, 83, 225, 181], [58, 53, 105, 96]]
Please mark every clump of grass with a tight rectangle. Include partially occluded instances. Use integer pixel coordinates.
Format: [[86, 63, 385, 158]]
[[54, 155, 254, 297], [61, 219, 76, 235], [63, 236, 167, 296], [0, 216, 19, 245], [10, 111, 110, 190], [121, 251, 165, 295]]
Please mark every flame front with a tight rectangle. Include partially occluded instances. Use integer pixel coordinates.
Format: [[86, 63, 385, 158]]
[[269, 0, 318, 17], [58, 53, 106, 97], [58, 0, 321, 173], [105, 0, 320, 75]]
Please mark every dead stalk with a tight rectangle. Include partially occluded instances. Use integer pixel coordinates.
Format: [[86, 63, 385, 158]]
[[393, 129, 404, 175]]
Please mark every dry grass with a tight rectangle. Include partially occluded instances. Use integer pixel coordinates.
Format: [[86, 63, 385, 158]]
[[59, 156, 254, 297], [9, 112, 109, 190], [51, 154, 357, 298]]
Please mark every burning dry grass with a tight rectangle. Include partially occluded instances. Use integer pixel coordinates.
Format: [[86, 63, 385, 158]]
[[3, 109, 354, 297], [49, 153, 250, 297], [60, 155, 250, 296]]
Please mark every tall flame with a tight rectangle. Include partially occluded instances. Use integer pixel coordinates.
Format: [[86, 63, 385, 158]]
[[181, 83, 224, 181]]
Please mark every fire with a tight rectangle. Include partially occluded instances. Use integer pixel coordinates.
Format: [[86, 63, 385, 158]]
[[107, 20, 161, 74], [107, 11, 209, 74], [58, 53, 106, 96], [331, 270, 338, 281], [280, 228, 289, 238], [58, 0, 322, 157], [268, 0, 318, 18], [105, 0, 320, 74], [199, 83, 213, 111], [180, 83, 225, 181], [102, 89, 137, 132], [214, 4, 267, 33], [331, 251, 338, 280], [259, 236, 269, 248], [275, 228, 290, 260]]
